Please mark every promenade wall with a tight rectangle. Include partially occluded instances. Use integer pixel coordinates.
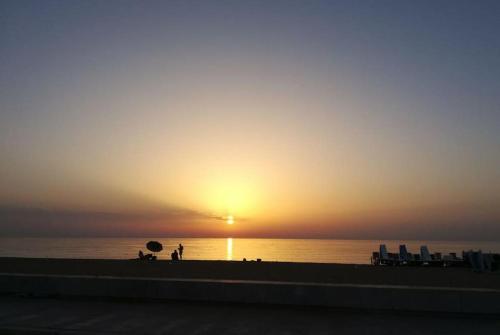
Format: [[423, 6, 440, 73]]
[[1, 273, 499, 315]]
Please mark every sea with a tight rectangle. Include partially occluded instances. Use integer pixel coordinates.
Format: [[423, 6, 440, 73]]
[[1, 238, 500, 264]]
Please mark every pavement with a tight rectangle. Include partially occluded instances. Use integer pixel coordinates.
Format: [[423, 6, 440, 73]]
[[1, 296, 500, 335]]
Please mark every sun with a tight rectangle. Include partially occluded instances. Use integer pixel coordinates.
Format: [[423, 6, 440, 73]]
[[226, 215, 234, 225]]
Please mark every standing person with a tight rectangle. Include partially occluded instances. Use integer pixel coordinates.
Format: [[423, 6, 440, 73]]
[[178, 243, 184, 260]]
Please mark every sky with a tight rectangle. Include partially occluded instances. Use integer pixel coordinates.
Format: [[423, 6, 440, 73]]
[[1, 0, 499, 239]]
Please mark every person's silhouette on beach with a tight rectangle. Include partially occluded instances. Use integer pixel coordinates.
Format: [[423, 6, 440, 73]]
[[178, 243, 184, 260], [171, 249, 179, 261]]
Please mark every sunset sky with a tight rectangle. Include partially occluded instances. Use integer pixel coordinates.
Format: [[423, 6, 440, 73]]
[[1, 1, 499, 239]]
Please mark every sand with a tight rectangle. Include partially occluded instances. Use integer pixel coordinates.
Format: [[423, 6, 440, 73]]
[[1, 257, 499, 289]]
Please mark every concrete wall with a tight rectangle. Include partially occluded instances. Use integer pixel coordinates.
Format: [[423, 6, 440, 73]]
[[1, 273, 499, 315]]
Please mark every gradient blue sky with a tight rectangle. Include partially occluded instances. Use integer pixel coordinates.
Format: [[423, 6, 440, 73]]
[[1, 0, 499, 239]]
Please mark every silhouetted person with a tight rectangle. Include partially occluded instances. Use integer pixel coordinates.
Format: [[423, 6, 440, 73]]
[[138, 250, 154, 260], [171, 249, 179, 261], [178, 243, 184, 260]]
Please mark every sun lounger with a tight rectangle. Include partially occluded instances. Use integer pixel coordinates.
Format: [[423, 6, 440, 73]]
[[420, 246, 432, 265], [464, 250, 485, 272], [492, 254, 500, 271], [483, 253, 493, 272], [379, 244, 393, 265], [399, 245, 410, 265], [442, 254, 453, 267], [471, 250, 485, 272], [442, 253, 464, 267]]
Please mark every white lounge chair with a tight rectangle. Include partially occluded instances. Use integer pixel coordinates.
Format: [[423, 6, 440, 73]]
[[420, 246, 432, 265], [467, 250, 485, 272], [379, 244, 391, 265], [399, 245, 410, 265], [484, 253, 493, 272]]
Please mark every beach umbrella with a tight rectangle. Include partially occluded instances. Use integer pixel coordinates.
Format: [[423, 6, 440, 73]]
[[146, 241, 163, 254]]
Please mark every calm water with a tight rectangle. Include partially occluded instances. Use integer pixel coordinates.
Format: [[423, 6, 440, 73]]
[[1, 238, 500, 264]]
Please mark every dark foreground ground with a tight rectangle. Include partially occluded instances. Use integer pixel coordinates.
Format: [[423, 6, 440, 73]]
[[1, 296, 500, 335], [2, 257, 500, 289]]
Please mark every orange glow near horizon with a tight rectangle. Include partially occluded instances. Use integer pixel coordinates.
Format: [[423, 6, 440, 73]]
[[2, 1, 500, 241]]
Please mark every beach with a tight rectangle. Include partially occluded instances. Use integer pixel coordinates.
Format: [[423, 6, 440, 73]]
[[1, 257, 499, 289]]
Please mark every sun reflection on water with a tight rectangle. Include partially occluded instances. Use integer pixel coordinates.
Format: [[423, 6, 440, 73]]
[[226, 237, 233, 261]]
